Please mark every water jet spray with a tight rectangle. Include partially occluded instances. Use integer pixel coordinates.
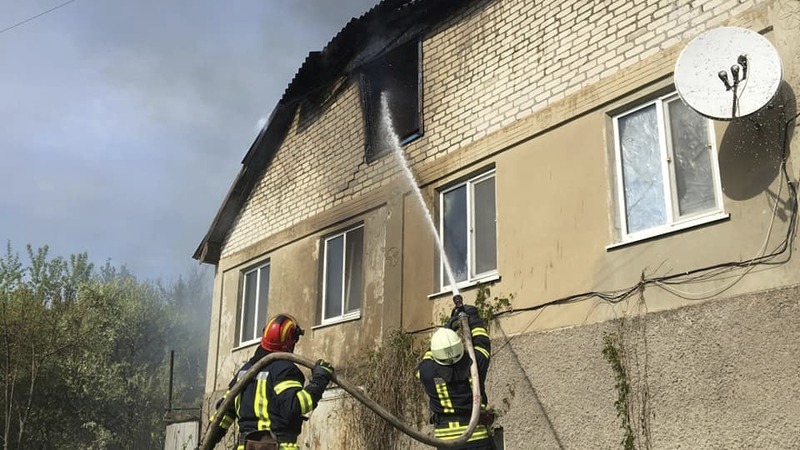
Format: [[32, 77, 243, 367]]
[[380, 92, 461, 297]]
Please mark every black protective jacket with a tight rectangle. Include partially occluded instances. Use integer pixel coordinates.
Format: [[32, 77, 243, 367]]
[[207, 347, 327, 447], [416, 309, 492, 447]]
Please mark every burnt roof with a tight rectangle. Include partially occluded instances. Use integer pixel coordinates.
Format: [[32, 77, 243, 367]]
[[193, 0, 486, 264]]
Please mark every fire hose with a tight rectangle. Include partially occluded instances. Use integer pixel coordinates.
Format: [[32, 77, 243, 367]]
[[200, 295, 481, 449]]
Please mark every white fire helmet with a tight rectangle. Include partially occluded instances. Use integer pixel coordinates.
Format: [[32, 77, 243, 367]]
[[430, 328, 464, 365]]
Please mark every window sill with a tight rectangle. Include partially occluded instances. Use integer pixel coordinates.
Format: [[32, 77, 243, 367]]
[[606, 212, 730, 251], [312, 311, 361, 330], [427, 273, 502, 300]]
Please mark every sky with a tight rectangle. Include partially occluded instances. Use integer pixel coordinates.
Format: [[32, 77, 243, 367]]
[[0, 0, 380, 282]]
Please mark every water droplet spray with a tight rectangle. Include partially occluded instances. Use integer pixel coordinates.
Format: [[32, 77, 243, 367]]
[[380, 92, 460, 296]]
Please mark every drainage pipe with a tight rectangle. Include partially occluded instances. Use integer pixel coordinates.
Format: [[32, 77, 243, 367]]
[[200, 313, 481, 449]]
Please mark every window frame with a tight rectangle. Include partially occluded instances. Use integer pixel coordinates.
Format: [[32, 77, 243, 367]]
[[438, 169, 498, 291], [611, 92, 726, 244], [360, 39, 423, 162], [238, 261, 270, 347], [319, 223, 365, 326]]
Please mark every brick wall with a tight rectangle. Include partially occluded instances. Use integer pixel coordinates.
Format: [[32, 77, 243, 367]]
[[221, 0, 764, 258]]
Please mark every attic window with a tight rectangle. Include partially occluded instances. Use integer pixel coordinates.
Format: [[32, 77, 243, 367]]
[[360, 40, 422, 161]]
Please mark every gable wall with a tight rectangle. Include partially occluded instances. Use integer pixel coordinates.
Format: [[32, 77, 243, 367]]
[[221, 0, 764, 260]]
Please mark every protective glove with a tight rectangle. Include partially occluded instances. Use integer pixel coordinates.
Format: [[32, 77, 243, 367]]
[[449, 304, 482, 330], [445, 315, 459, 330], [305, 359, 335, 403], [312, 359, 334, 384]]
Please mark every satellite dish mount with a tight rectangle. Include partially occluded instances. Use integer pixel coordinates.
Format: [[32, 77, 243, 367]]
[[717, 54, 749, 118], [675, 27, 782, 121]]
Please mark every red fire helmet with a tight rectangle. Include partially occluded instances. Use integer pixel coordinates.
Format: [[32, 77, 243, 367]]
[[261, 314, 304, 352]]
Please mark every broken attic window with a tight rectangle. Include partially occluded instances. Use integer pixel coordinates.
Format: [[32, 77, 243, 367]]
[[360, 40, 422, 161]]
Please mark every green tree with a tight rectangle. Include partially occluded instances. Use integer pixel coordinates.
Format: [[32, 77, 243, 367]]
[[0, 243, 211, 449]]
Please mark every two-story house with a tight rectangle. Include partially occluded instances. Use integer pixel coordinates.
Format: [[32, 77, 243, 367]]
[[195, 0, 800, 448]]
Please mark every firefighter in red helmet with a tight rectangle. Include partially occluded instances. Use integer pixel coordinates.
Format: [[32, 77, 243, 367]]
[[205, 314, 334, 450]]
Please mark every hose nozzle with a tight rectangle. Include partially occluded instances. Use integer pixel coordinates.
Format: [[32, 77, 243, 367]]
[[453, 294, 465, 314]]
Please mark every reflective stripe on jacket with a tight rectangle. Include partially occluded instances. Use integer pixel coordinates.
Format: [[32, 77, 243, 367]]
[[207, 355, 324, 447]]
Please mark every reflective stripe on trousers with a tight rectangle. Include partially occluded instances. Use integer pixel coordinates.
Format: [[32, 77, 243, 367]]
[[434, 422, 490, 441]]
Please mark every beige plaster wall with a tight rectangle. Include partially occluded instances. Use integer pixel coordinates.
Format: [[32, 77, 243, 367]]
[[479, 284, 800, 450], [206, 203, 396, 395], [299, 285, 800, 450], [411, 75, 799, 336]]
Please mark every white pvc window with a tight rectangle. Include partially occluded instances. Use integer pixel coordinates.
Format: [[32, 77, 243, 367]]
[[239, 262, 270, 345], [321, 224, 364, 324], [439, 170, 497, 290], [613, 93, 723, 241]]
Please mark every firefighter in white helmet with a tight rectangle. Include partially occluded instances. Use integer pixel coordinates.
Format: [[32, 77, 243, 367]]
[[416, 302, 494, 449]]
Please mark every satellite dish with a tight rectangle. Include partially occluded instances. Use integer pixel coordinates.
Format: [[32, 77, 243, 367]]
[[674, 26, 782, 120]]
